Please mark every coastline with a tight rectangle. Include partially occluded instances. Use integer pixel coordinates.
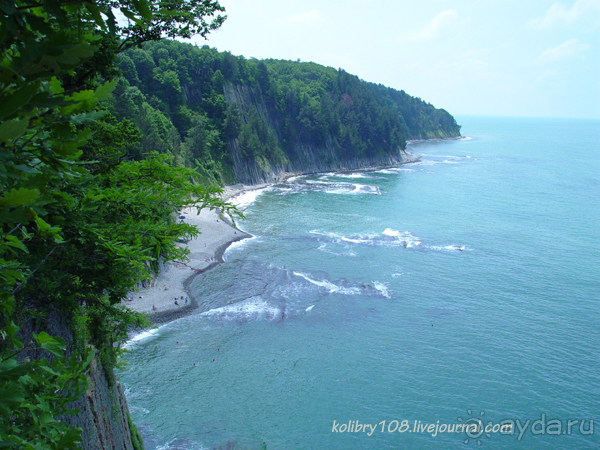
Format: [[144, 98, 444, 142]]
[[123, 185, 261, 325], [406, 135, 465, 144], [123, 152, 421, 328]]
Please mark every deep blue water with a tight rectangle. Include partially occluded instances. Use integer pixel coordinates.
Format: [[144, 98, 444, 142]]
[[119, 116, 600, 450]]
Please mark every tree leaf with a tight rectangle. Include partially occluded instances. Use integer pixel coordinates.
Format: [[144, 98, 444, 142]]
[[85, 3, 107, 31], [0, 188, 40, 207], [132, 0, 153, 20], [0, 66, 20, 85], [0, 118, 29, 143], [0, 82, 40, 120], [94, 79, 118, 102], [33, 332, 66, 357]]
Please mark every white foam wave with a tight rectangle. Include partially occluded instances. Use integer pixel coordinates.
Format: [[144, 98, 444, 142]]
[[382, 229, 422, 248], [334, 173, 369, 179], [376, 167, 415, 174], [383, 228, 401, 237], [223, 233, 255, 259], [323, 183, 381, 195], [317, 242, 357, 257], [284, 180, 381, 196], [305, 305, 315, 312], [122, 328, 161, 349], [230, 187, 269, 210], [429, 245, 468, 252], [372, 281, 392, 299], [353, 184, 381, 195], [341, 236, 367, 244], [304, 179, 328, 185], [130, 406, 150, 415], [293, 272, 360, 295], [311, 229, 425, 248], [310, 229, 342, 239], [201, 297, 280, 320], [311, 229, 378, 246]]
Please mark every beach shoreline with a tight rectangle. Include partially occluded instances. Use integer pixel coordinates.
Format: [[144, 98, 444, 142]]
[[406, 135, 465, 144], [123, 154, 421, 328], [122, 184, 261, 325]]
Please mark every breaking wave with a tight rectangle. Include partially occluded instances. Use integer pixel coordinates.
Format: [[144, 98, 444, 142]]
[[311, 228, 468, 252]]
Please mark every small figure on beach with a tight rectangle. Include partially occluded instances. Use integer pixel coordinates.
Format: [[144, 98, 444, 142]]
[[152, 304, 157, 311], [174, 300, 179, 306], [185, 297, 188, 304]]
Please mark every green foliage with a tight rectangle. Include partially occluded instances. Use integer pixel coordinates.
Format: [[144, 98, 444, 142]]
[[0, 323, 94, 450], [71, 297, 149, 385], [109, 41, 461, 184], [0, 0, 231, 448], [127, 411, 144, 450]]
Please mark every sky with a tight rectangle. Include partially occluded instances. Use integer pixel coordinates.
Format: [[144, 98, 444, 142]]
[[189, 0, 600, 119]]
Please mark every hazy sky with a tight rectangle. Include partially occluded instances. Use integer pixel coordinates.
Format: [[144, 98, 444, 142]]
[[190, 0, 600, 119]]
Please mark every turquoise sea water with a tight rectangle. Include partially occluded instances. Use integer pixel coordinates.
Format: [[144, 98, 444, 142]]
[[119, 116, 600, 450]]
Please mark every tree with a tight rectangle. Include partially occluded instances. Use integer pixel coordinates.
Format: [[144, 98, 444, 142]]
[[0, 1, 234, 448]]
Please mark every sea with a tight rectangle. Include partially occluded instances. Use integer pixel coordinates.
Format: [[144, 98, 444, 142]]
[[118, 116, 600, 450]]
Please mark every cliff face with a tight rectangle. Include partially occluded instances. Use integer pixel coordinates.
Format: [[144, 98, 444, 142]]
[[228, 137, 418, 185], [63, 358, 141, 450], [223, 84, 419, 185], [17, 312, 142, 450]]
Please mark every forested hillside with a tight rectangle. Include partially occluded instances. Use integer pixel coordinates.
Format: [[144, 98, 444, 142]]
[[110, 40, 461, 184]]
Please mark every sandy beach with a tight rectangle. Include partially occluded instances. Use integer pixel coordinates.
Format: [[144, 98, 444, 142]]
[[123, 160, 418, 324], [123, 185, 263, 324]]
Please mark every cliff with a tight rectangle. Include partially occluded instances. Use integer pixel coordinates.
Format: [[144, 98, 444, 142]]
[[16, 311, 143, 450], [64, 357, 142, 450], [228, 136, 419, 185], [115, 41, 461, 186], [223, 83, 423, 185]]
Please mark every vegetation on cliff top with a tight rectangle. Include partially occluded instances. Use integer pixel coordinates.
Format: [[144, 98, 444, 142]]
[[110, 39, 461, 184]]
